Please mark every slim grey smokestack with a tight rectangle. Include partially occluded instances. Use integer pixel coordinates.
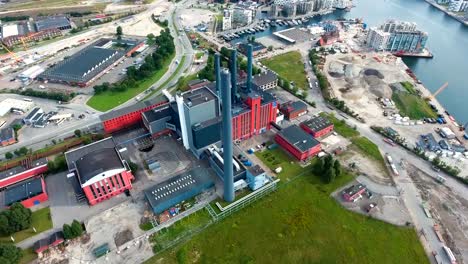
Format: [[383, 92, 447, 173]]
[[230, 49, 237, 102], [221, 68, 235, 202], [215, 53, 221, 98], [247, 44, 253, 93]]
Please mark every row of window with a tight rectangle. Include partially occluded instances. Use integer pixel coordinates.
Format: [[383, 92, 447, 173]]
[[88, 174, 128, 200]]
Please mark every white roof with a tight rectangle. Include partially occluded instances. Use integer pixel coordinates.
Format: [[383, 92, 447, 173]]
[[18, 65, 45, 79], [0, 98, 34, 116], [1, 24, 19, 38]]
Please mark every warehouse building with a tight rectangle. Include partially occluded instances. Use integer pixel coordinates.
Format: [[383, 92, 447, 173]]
[[35, 16, 72, 31], [0, 98, 34, 116], [300, 115, 334, 138], [279, 101, 307, 120], [275, 125, 321, 161], [23, 107, 44, 125], [100, 96, 168, 133], [65, 137, 135, 206], [144, 167, 215, 214], [38, 38, 142, 87], [0, 127, 16, 146]]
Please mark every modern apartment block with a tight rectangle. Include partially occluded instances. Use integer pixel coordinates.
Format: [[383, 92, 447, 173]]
[[448, 0, 468, 12], [367, 20, 428, 53]]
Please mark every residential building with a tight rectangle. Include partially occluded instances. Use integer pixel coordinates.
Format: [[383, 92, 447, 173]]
[[366, 28, 391, 51], [252, 70, 278, 90], [65, 137, 135, 206], [367, 20, 428, 53], [222, 9, 232, 31], [448, 0, 468, 12], [275, 125, 321, 161]]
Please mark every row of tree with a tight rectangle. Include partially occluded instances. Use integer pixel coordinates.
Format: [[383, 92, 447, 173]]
[[5, 88, 74, 102], [63, 220, 84, 240], [0, 203, 32, 236], [4, 146, 31, 160], [93, 28, 175, 95]]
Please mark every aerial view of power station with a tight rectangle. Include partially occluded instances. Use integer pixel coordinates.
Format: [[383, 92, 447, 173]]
[[0, 0, 468, 263]]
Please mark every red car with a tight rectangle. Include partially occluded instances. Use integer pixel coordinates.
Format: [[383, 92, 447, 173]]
[[383, 138, 396, 146]]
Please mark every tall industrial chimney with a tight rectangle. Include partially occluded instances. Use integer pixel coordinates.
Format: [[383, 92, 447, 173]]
[[221, 68, 235, 202], [215, 53, 221, 98], [246, 44, 253, 93], [230, 49, 237, 102]]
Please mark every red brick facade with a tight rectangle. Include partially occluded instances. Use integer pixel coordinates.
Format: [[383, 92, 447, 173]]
[[82, 170, 134, 206], [300, 123, 334, 138], [275, 134, 321, 161], [232, 96, 277, 140]]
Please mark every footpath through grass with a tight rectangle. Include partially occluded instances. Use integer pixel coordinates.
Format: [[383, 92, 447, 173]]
[[261, 51, 308, 90], [146, 149, 428, 264], [0, 207, 53, 243], [87, 52, 175, 111]]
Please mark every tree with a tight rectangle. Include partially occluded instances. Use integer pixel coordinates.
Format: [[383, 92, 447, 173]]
[[74, 129, 82, 138], [5, 152, 13, 160], [0, 243, 23, 264], [325, 166, 336, 184], [334, 160, 342, 177], [0, 203, 32, 235], [267, 45, 273, 51], [116, 26, 123, 39], [63, 224, 73, 240], [71, 220, 83, 237]]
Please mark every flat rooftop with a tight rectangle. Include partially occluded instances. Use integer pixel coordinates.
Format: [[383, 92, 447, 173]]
[[274, 28, 314, 43], [182, 86, 217, 108], [144, 167, 215, 210], [4, 177, 44, 206], [0, 158, 48, 182], [301, 116, 333, 132], [142, 104, 173, 123], [39, 46, 123, 83], [100, 95, 168, 122], [35, 16, 70, 31], [248, 164, 265, 177], [278, 125, 319, 153], [65, 137, 116, 171]]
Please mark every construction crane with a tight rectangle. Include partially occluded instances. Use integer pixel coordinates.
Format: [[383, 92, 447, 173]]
[[0, 43, 22, 62], [428, 82, 449, 100]]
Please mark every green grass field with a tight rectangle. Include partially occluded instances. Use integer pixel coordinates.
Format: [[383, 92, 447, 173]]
[[146, 158, 428, 264], [87, 53, 175, 111], [255, 148, 304, 179], [0, 207, 53, 243], [322, 113, 360, 138], [392, 91, 436, 120], [351, 136, 386, 166], [400, 81, 417, 94], [261, 51, 308, 90]]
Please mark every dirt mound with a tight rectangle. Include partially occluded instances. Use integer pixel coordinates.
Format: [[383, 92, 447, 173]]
[[114, 229, 134, 247], [364, 69, 384, 79], [364, 75, 392, 98], [328, 61, 345, 78]]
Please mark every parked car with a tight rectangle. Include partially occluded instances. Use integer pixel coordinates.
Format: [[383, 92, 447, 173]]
[[366, 203, 377, 213], [432, 165, 441, 172]]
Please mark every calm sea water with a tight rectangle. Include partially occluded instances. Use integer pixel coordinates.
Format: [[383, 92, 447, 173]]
[[232, 0, 468, 124]]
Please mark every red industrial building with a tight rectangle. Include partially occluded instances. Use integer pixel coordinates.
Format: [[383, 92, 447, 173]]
[[300, 116, 334, 138], [65, 137, 135, 206], [0, 158, 49, 208], [232, 91, 278, 140], [0, 127, 17, 147], [342, 184, 366, 202], [100, 96, 168, 133], [279, 101, 307, 121], [275, 125, 321, 161]]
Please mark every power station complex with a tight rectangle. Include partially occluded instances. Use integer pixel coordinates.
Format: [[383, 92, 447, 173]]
[[28, 44, 333, 213]]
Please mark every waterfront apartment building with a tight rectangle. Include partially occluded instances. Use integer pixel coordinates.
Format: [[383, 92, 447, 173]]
[[366, 28, 390, 51], [448, 0, 468, 12], [367, 20, 428, 53]]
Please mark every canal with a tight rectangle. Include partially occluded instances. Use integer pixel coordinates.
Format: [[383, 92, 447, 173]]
[[233, 0, 468, 125]]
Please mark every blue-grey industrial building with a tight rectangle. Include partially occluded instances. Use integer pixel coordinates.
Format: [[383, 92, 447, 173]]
[[143, 167, 215, 214]]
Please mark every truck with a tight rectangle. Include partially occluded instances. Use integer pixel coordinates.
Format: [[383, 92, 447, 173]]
[[435, 174, 446, 183], [422, 203, 432, 218], [442, 245, 457, 264]]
